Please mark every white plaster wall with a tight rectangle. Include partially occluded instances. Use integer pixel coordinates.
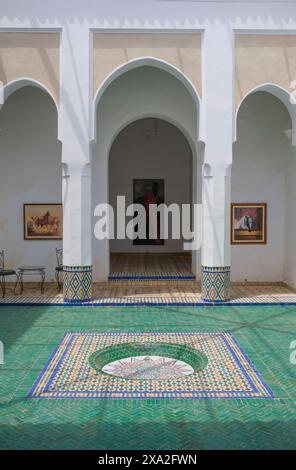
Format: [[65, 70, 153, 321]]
[[232, 91, 294, 283], [284, 143, 296, 289], [109, 118, 192, 253], [0, 86, 62, 281]]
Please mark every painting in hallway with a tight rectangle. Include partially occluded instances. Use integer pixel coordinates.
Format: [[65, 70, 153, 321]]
[[133, 179, 165, 245], [24, 204, 63, 240], [231, 203, 267, 244]]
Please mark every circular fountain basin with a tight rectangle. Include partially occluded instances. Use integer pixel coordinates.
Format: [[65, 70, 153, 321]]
[[89, 342, 208, 380]]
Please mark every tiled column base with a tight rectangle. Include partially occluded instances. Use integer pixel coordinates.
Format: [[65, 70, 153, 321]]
[[63, 266, 92, 303], [202, 266, 231, 303]]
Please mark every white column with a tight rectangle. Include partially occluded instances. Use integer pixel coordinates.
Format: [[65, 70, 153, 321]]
[[60, 23, 92, 301], [201, 24, 233, 302]]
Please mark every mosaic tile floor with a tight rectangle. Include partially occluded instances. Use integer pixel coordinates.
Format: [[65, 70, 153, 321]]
[[1, 281, 296, 305], [0, 303, 296, 449], [110, 253, 194, 279], [29, 332, 274, 399]]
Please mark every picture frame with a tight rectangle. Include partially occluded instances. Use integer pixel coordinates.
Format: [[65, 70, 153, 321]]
[[23, 204, 63, 240], [231, 203, 267, 245], [133, 179, 165, 246]]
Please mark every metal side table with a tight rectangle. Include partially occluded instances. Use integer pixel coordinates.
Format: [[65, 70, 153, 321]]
[[15, 266, 46, 294]]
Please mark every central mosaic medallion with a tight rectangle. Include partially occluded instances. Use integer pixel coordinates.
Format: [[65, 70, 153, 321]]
[[29, 332, 274, 399], [89, 342, 208, 379], [102, 356, 194, 379]]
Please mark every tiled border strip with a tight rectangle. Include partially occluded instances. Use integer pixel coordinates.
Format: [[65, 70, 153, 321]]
[[109, 275, 196, 280], [1, 297, 296, 307]]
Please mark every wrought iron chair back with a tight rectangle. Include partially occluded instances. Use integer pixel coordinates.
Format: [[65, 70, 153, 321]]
[[55, 248, 63, 291], [0, 250, 17, 298], [0, 250, 4, 271]]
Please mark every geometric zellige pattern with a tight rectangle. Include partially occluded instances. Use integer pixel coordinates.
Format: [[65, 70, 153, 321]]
[[202, 266, 231, 302], [29, 331, 274, 399], [63, 266, 92, 302]]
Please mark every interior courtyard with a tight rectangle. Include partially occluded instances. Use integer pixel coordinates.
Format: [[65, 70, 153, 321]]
[[1, 0, 296, 454]]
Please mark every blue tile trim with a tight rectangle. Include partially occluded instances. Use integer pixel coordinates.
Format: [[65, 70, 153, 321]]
[[2, 301, 296, 307], [30, 394, 273, 400], [229, 333, 275, 399], [108, 275, 196, 280], [28, 333, 68, 398], [221, 335, 258, 392], [64, 298, 94, 304], [43, 335, 74, 393]]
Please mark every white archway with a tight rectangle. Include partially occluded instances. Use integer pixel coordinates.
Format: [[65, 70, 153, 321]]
[[91, 56, 202, 144], [92, 60, 202, 281], [1, 78, 61, 141], [232, 84, 296, 287], [107, 111, 198, 161], [0, 79, 62, 279], [234, 83, 296, 146]]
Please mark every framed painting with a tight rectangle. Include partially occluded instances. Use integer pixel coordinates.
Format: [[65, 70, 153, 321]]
[[133, 179, 165, 245], [231, 203, 267, 244], [24, 204, 63, 240]]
